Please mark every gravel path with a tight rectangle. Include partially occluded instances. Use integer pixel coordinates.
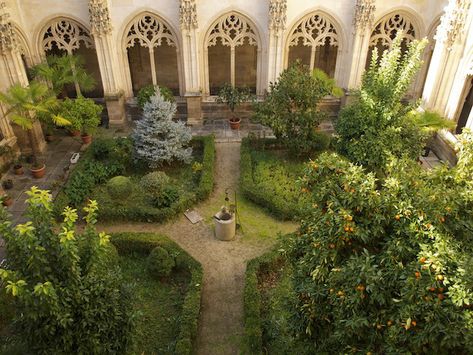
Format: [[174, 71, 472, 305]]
[[100, 142, 290, 354]]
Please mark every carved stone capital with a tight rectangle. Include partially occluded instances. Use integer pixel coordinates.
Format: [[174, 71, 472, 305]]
[[353, 0, 376, 31], [88, 0, 112, 36], [435, 0, 471, 49], [179, 0, 198, 31], [0, 2, 19, 54], [269, 0, 287, 32]]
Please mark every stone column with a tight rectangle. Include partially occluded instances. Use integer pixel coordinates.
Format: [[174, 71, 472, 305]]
[[179, 0, 202, 125], [0, 2, 45, 154], [346, 0, 376, 90], [422, 0, 471, 113], [88, 0, 126, 126], [267, 0, 287, 87]]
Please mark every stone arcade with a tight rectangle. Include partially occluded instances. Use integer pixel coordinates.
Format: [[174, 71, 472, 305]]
[[0, 0, 472, 162]]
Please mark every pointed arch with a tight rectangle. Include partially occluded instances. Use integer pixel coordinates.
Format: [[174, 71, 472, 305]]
[[36, 16, 103, 98], [366, 9, 423, 69], [203, 11, 262, 95], [285, 10, 343, 79], [121, 11, 182, 97]]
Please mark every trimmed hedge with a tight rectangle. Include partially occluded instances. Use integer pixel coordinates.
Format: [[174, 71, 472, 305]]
[[195, 135, 215, 201], [240, 138, 305, 220], [110, 233, 202, 355], [243, 248, 284, 354]]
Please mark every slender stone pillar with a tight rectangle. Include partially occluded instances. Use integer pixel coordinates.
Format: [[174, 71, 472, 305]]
[[0, 2, 45, 154], [88, 0, 126, 126], [346, 0, 376, 90], [180, 0, 202, 125], [422, 0, 471, 113], [267, 0, 287, 87]]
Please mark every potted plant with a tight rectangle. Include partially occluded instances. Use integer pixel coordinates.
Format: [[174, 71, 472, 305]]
[[1, 194, 13, 207], [2, 179, 13, 190], [216, 83, 251, 130], [0, 81, 69, 179], [13, 161, 24, 175], [60, 96, 102, 143]]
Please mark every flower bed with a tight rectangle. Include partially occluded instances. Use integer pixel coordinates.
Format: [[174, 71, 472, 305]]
[[54, 135, 215, 222]]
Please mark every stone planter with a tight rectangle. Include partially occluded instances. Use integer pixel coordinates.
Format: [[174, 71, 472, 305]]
[[214, 210, 236, 241]]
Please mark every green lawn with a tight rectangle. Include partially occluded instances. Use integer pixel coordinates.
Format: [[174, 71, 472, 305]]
[[240, 138, 308, 220], [120, 255, 190, 354]]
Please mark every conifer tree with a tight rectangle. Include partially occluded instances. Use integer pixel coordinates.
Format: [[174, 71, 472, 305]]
[[132, 90, 192, 168]]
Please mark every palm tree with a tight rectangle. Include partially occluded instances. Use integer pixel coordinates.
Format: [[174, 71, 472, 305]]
[[30, 54, 96, 98], [0, 81, 69, 166]]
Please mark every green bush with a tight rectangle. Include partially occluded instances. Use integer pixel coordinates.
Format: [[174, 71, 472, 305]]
[[137, 85, 175, 108], [253, 62, 341, 157], [312, 131, 331, 152], [240, 138, 306, 220], [335, 35, 431, 172], [107, 176, 133, 200], [194, 135, 215, 200], [0, 189, 133, 354], [147, 246, 176, 278], [284, 143, 473, 353], [54, 137, 133, 216], [140, 171, 179, 208], [110, 233, 202, 354]]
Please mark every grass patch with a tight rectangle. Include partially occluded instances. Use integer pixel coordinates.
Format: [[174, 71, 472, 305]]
[[119, 255, 188, 354], [243, 246, 311, 355], [111, 233, 202, 355], [240, 138, 308, 220]]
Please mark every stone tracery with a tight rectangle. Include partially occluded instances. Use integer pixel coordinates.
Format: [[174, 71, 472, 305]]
[[42, 19, 94, 55], [369, 13, 416, 48], [207, 13, 258, 48], [287, 12, 340, 76]]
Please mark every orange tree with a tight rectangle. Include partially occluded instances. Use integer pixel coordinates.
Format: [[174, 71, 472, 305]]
[[285, 130, 473, 353]]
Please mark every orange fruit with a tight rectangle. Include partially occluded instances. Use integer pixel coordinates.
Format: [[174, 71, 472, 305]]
[[419, 257, 426, 264], [395, 214, 401, 220], [415, 272, 421, 279], [412, 320, 417, 327]]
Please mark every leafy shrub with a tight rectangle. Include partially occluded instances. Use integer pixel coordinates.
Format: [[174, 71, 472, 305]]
[[335, 34, 452, 172], [147, 246, 176, 278], [140, 171, 179, 208], [133, 90, 192, 168], [59, 96, 102, 134], [137, 85, 174, 108], [54, 137, 131, 215], [107, 176, 133, 200], [0, 188, 133, 354], [253, 62, 341, 157], [94, 136, 214, 222], [312, 130, 331, 152], [110, 233, 202, 354], [284, 136, 473, 353]]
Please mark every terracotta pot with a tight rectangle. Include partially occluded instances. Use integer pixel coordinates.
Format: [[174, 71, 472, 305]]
[[81, 134, 92, 144], [70, 130, 81, 137], [229, 117, 241, 130], [2, 196, 13, 207], [31, 164, 46, 179], [13, 165, 24, 175]]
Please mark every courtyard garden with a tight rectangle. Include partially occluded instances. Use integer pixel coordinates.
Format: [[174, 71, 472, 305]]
[[1, 33, 473, 355]]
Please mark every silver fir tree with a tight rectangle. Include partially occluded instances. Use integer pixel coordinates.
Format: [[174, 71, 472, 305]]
[[132, 88, 192, 168]]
